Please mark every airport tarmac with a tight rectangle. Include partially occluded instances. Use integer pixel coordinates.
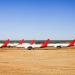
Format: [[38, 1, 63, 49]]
[[0, 47, 75, 75]]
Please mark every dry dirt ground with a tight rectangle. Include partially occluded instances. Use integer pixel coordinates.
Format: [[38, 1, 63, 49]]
[[0, 47, 75, 75]]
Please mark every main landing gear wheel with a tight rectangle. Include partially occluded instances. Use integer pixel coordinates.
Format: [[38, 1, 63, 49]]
[[57, 46, 62, 48], [27, 46, 33, 50]]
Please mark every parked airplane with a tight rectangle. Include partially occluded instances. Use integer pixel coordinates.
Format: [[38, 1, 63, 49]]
[[16, 39, 50, 50], [16, 39, 35, 49], [0, 39, 10, 48], [48, 39, 75, 48], [7, 39, 34, 48]]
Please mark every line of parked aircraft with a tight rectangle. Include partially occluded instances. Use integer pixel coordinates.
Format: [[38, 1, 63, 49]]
[[0, 39, 75, 50]]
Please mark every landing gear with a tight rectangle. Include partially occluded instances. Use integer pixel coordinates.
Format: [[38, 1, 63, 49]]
[[27, 46, 33, 50], [57, 46, 62, 48]]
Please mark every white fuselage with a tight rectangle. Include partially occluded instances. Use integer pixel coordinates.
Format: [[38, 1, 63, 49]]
[[7, 42, 74, 49], [7, 43, 19, 47], [16, 43, 41, 49], [0, 43, 4, 47], [48, 43, 69, 48]]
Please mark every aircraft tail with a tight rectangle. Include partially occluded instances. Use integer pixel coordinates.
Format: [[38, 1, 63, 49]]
[[19, 39, 25, 44], [67, 39, 75, 47], [41, 39, 50, 48], [0, 39, 10, 48], [30, 40, 35, 44]]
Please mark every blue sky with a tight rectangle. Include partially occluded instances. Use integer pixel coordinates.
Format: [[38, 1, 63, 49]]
[[0, 0, 75, 40]]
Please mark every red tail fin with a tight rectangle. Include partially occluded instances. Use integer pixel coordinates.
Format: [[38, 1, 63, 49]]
[[67, 39, 75, 47], [30, 40, 35, 45], [19, 39, 25, 44], [0, 39, 10, 48], [41, 39, 50, 48]]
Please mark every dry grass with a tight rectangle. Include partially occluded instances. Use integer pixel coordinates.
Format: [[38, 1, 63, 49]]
[[0, 47, 75, 75]]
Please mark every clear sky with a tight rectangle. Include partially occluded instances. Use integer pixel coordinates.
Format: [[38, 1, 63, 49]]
[[0, 0, 75, 40]]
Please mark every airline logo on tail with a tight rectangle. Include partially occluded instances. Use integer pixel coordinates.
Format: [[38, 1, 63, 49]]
[[41, 39, 50, 48], [67, 39, 75, 47], [0, 39, 10, 48], [18, 39, 25, 44], [30, 40, 35, 45]]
